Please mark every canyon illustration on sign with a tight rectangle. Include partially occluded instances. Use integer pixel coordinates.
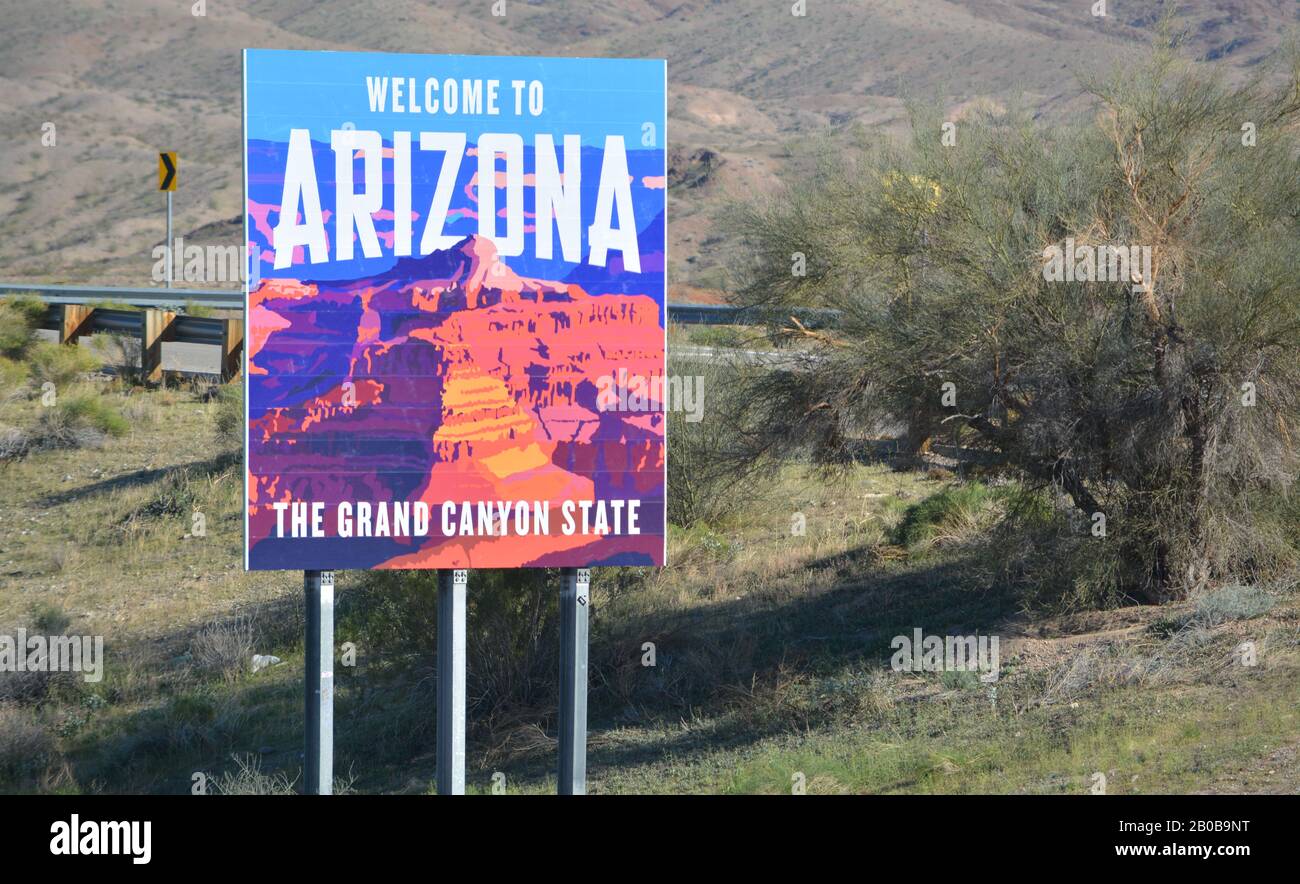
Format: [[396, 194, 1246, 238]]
[[243, 49, 666, 570]]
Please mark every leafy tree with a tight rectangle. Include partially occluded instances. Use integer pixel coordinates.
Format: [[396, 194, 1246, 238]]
[[729, 43, 1300, 603]]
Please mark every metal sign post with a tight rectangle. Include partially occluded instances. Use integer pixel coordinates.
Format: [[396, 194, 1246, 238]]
[[158, 152, 177, 290], [304, 569, 334, 795], [436, 569, 468, 795], [558, 567, 591, 795]]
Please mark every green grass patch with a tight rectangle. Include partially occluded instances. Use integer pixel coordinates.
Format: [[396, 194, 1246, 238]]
[[716, 664, 1300, 794], [893, 481, 1007, 549]]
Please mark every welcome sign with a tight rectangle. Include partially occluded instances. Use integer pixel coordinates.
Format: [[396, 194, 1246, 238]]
[[243, 49, 667, 570]]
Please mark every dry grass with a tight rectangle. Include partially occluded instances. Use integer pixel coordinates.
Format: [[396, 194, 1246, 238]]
[[0, 382, 1296, 795], [0, 384, 292, 638]]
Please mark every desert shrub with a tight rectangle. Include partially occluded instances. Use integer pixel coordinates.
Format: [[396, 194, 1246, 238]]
[[0, 357, 28, 399], [988, 505, 1129, 611], [40, 393, 128, 441], [0, 606, 78, 705], [87, 334, 143, 386], [340, 569, 561, 723], [26, 342, 100, 390], [669, 521, 736, 564], [0, 427, 27, 460], [213, 383, 242, 450], [0, 296, 46, 359], [0, 659, 66, 706], [2, 393, 127, 460], [666, 357, 758, 528], [133, 467, 204, 521], [0, 705, 56, 787], [119, 394, 158, 426], [190, 613, 256, 682], [729, 42, 1300, 603], [211, 754, 298, 795], [961, 482, 1138, 610], [162, 688, 248, 752], [1194, 585, 1276, 625], [337, 571, 439, 660], [31, 602, 71, 634], [466, 569, 563, 724]]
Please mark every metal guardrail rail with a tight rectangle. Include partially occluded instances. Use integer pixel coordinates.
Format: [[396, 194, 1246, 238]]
[[0, 282, 243, 311], [2, 282, 841, 327], [4, 282, 842, 380]]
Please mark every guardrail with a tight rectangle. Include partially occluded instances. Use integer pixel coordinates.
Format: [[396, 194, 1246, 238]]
[[3, 282, 839, 380], [1, 282, 841, 327], [0, 282, 244, 311], [32, 301, 242, 381]]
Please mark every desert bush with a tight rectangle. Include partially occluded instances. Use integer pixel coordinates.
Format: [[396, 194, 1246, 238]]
[[340, 569, 561, 724], [87, 334, 143, 386], [31, 602, 71, 634], [213, 383, 242, 450], [0, 660, 66, 706], [668, 521, 736, 565], [38, 393, 128, 445], [119, 394, 158, 426], [164, 688, 248, 752], [0, 605, 78, 705], [0, 296, 46, 359], [465, 569, 562, 723], [190, 613, 256, 682], [0, 427, 26, 460], [0, 357, 28, 399], [53, 394, 127, 435], [93, 301, 141, 312], [729, 42, 1300, 603], [1194, 585, 1276, 625], [211, 754, 298, 795], [26, 342, 100, 390], [1, 393, 127, 460], [666, 357, 759, 528], [133, 467, 204, 521], [0, 705, 56, 787]]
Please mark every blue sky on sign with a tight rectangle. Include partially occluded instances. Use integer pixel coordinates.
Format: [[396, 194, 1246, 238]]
[[244, 49, 665, 148]]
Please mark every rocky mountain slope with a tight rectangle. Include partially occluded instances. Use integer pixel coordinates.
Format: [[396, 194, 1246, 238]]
[[0, 0, 1294, 290]]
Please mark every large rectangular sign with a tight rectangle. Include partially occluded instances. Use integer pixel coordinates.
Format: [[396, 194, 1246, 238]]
[[243, 49, 666, 570]]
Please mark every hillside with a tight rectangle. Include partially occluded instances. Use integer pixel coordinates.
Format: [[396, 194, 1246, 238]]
[[0, 0, 1295, 290]]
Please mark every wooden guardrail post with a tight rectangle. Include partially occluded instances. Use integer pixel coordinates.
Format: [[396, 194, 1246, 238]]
[[60, 305, 94, 344], [222, 318, 244, 381], [143, 309, 177, 384]]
